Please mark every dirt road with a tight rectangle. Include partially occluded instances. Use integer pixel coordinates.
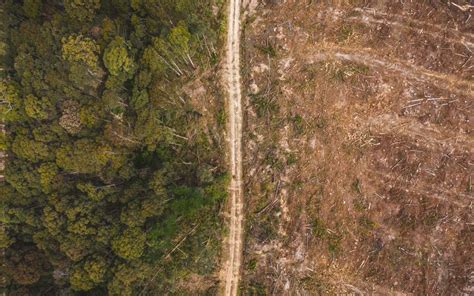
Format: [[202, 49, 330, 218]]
[[221, 0, 243, 295]]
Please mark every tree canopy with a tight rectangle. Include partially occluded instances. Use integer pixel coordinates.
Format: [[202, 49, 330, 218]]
[[1, 0, 227, 294]]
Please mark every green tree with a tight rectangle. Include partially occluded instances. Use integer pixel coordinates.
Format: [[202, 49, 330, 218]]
[[6, 247, 50, 286], [64, 0, 100, 22], [56, 139, 128, 176], [37, 162, 59, 193], [60, 235, 92, 262], [79, 102, 103, 129], [0, 81, 24, 122], [84, 255, 108, 284], [76, 182, 110, 202], [111, 227, 146, 260], [141, 46, 167, 75], [3, 0, 226, 293], [32, 124, 62, 143], [41, 206, 64, 237], [22, 0, 42, 18], [68, 63, 104, 92], [24, 94, 55, 120], [12, 135, 52, 163], [0, 227, 14, 249], [55, 139, 108, 174], [108, 262, 151, 296], [0, 131, 6, 150], [120, 197, 162, 227], [103, 37, 136, 78], [134, 108, 166, 150], [61, 35, 100, 69], [168, 22, 192, 54], [70, 265, 95, 291]]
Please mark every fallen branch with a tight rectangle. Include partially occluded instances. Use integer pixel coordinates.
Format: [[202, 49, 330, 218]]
[[165, 223, 200, 259], [256, 180, 282, 216]]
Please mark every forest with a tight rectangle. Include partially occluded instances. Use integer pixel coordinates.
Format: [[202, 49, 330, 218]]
[[0, 0, 227, 294]]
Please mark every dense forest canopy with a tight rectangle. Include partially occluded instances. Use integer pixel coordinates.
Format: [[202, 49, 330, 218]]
[[0, 0, 227, 294]]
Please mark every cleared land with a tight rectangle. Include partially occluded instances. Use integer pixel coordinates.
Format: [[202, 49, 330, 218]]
[[241, 1, 473, 295]]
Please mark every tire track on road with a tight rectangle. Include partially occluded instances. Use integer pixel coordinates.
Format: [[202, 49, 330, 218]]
[[347, 13, 474, 48], [353, 7, 474, 42], [308, 47, 474, 96]]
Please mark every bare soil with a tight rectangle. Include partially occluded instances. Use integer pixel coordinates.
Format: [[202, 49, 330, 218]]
[[220, 0, 244, 295], [241, 1, 473, 295]]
